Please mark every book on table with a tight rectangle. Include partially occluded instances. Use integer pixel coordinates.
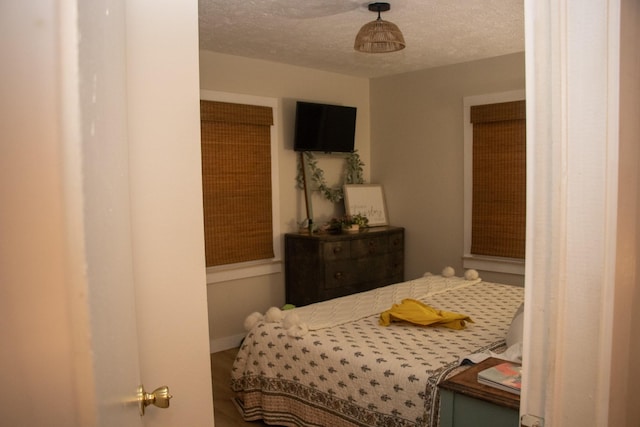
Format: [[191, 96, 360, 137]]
[[477, 361, 522, 395]]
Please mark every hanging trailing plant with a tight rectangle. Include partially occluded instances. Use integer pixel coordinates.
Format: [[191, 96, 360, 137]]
[[345, 150, 365, 185], [296, 150, 365, 203]]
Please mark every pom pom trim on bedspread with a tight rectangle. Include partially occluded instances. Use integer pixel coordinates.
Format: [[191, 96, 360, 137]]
[[243, 267, 480, 337]]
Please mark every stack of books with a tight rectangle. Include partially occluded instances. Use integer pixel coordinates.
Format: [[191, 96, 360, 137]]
[[477, 361, 522, 395]]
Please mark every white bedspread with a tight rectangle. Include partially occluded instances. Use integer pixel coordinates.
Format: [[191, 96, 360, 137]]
[[232, 277, 524, 427], [292, 274, 481, 330]]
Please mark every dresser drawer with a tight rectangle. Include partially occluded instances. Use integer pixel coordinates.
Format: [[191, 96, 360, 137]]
[[324, 260, 355, 289], [323, 240, 351, 261], [350, 235, 388, 257], [389, 232, 404, 251]]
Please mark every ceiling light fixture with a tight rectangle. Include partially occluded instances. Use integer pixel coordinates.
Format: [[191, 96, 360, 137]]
[[354, 2, 406, 53]]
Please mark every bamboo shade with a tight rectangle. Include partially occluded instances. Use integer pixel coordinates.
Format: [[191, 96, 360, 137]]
[[200, 100, 274, 266], [470, 100, 526, 259]]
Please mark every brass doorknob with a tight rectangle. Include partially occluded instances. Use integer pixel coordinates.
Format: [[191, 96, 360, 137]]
[[138, 385, 172, 416]]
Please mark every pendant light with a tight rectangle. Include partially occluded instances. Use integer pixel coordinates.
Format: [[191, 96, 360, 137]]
[[354, 2, 406, 53]]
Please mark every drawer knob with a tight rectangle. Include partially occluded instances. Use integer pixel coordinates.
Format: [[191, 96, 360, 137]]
[[333, 246, 342, 254], [334, 272, 344, 280]]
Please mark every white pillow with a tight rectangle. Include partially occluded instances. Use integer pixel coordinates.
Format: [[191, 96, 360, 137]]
[[506, 303, 524, 348]]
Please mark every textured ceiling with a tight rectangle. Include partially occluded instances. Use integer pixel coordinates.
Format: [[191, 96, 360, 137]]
[[198, 0, 524, 78]]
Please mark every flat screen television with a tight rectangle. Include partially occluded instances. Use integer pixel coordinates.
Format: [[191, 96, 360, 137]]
[[293, 101, 357, 153]]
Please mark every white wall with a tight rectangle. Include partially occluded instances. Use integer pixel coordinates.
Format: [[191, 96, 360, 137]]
[[370, 53, 526, 283], [199, 51, 371, 350]]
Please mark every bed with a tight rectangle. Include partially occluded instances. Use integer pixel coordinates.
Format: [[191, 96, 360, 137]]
[[230, 272, 524, 427]]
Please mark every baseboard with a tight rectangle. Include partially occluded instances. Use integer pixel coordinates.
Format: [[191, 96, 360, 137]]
[[210, 333, 246, 354]]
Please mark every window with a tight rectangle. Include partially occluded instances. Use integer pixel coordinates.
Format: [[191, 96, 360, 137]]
[[200, 91, 281, 283], [463, 91, 526, 275]]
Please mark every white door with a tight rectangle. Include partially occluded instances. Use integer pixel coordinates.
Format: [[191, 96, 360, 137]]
[[77, 1, 145, 425], [124, 0, 215, 425], [85, 0, 215, 425], [1, 1, 214, 425]]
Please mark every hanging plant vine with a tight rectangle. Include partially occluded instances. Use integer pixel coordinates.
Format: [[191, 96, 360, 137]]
[[296, 150, 365, 203], [344, 150, 365, 185]]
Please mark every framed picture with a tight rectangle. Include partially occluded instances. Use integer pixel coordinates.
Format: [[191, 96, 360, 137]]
[[343, 184, 388, 226]]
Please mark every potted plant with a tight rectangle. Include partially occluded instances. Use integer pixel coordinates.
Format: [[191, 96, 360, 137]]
[[326, 214, 369, 233], [349, 214, 369, 230]]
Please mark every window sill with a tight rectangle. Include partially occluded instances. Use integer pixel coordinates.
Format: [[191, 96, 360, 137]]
[[206, 258, 282, 284], [462, 255, 525, 275]]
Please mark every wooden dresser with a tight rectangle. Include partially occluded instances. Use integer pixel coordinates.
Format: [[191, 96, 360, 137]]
[[284, 226, 404, 306]]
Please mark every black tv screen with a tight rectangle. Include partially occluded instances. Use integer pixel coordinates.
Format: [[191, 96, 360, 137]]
[[293, 101, 357, 153]]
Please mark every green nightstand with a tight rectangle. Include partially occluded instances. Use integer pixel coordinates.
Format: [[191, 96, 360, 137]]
[[438, 357, 520, 427]]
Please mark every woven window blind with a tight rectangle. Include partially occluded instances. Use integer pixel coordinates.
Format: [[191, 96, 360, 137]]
[[200, 100, 274, 266], [470, 100, 526, 259]]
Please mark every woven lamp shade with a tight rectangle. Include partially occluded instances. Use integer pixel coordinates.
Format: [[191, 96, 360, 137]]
[[354, 18, 406, 53]]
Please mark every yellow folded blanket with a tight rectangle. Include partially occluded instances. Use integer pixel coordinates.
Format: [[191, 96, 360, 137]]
[[379, 298, 473, 330]]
